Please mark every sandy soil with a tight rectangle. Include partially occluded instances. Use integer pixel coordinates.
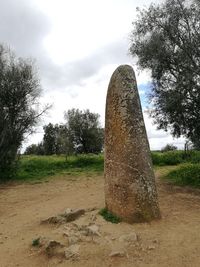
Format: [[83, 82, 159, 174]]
[[0, 168, 200, 267]]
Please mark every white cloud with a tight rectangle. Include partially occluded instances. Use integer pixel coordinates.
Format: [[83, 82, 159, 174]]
[[1, 0, 180, 152], [143, 112, 186, 150]]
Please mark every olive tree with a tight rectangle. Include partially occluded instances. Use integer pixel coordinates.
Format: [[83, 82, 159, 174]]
[[130, 0, 200, 149], [64, 108, 104, 154], [0, 44, 48, 179]]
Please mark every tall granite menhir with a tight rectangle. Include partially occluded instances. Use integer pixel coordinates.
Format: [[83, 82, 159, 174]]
[[104, 65, 161, 223]]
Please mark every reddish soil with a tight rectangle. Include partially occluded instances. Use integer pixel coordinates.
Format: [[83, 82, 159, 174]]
[[0, 168, 200, 267]]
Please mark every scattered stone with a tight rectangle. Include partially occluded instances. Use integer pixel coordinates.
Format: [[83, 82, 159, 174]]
[[109, 250, 126, 257], [152, 239, 159, 244], [79, 224, 101, 237], [86, 207, 98, 212], [119, 232, 138, 243], [61, 209, 85, 222], [64, 244, 80, 260], [41, 209, 85, 224], [89, 214, 97, 222], [104, 64, 161, 223], [68, 235, 81, 245], [87, 224, 101, 237], [45, 240, 65, 257], [41, 216, 65, 224], [148, 245, 156, 250]]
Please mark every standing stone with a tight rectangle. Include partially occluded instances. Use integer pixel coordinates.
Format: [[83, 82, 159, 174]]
[[104, 65, 161, 223]]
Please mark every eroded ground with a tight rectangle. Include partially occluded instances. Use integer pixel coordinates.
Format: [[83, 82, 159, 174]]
[[0, 168, 200, 267]]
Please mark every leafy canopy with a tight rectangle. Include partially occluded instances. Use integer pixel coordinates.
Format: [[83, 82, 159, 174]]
[[130, 0, 200, 148], [64, 108, 104, 154], [0, 44, 47, 179]]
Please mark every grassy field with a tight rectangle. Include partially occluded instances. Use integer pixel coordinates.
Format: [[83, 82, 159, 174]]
[[17, 154, 104, 181], [11, 151, 200, 188]]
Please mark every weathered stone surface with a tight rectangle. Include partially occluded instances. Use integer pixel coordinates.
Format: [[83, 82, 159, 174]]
[[104, 65, 161, 223], [119, 232, 138, 243], [109, 250, 126, 257], [45, 240, 65, 257], [80, 224, 101, 237], [41, 208, 85, 224], [61, 209, 85, 222], [64, 244, 80, 260]]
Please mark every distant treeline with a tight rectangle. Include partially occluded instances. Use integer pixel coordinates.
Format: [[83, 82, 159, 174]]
[[25, 108, 104, 156]]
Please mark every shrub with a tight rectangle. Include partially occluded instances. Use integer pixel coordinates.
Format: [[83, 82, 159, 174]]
[[166, 163, 200, 188], [99, 208, 121, 224], [151, 151, 182, 166], [151, 150, 200, 166]]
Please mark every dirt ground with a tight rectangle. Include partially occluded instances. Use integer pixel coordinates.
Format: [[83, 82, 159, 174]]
[[0, 168, 200, 267]]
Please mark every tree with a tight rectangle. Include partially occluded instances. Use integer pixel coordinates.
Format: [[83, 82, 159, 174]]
[[161, 143, 177, 152], [129, 0, 200, 149], [0, 44, 48, 179], [64, 108, 104, 154], [43, 123, 69, 155], [24, 142, 44, 155], [43, 123, 58, 155]]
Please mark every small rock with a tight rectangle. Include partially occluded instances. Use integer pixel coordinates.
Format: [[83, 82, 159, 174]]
[[148, 245, 156, 250], [152, 239, 159, 244], [64, 244, 80, 260], [41, 209, 85, 225], [87, 225, 101, 237], [61, 209, 85, 222], [89, 214, 97, 222], [79, 224, 101, 237], [45, 240, 65, 257], [68, 235, 81, 245], [109, 250, 126, 257], [41, 215, 65, 224], [86, 207, 98, 212], [119, 232, 138, 243]]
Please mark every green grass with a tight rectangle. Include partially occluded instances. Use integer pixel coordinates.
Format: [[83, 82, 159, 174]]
[[99, 208, 121, 224], [165, 163, 200, 188], [151, 150, 200, 166], [5, 150, 200, 185], [16, 154, 104, 181]]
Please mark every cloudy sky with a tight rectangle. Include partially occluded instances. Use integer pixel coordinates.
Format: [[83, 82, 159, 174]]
[[0, 0, 185, 150]]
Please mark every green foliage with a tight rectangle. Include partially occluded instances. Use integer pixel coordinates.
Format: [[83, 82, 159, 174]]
[[4, 150, 200, 183], [130, 0, 200, 147], [0, 44, 48, 180], [16, 154, 104, 181], [26, 109, 104, 156], [99, 208, 121, 224], [24, 143, 44, 155], [32, 238, 40, 247], [152, 150, 200, 166], [43, 123, 68, 155], [161, 144, 177, 152], [152, 151, 182, 166], [64, 108, 104, 154], [166, 163, 200, 188]]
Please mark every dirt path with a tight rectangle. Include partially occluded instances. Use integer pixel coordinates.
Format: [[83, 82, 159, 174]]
[[0, 169, 200, 267]]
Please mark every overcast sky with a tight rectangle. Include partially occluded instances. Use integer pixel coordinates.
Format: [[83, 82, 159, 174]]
[[0, 0, 185, 150]]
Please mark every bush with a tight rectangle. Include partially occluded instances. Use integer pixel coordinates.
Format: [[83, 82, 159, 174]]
[[151, 150, 200, 166], [166, 163, 200, 188], [151, 151, 182, 166], [99, 208, 121, 224]]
